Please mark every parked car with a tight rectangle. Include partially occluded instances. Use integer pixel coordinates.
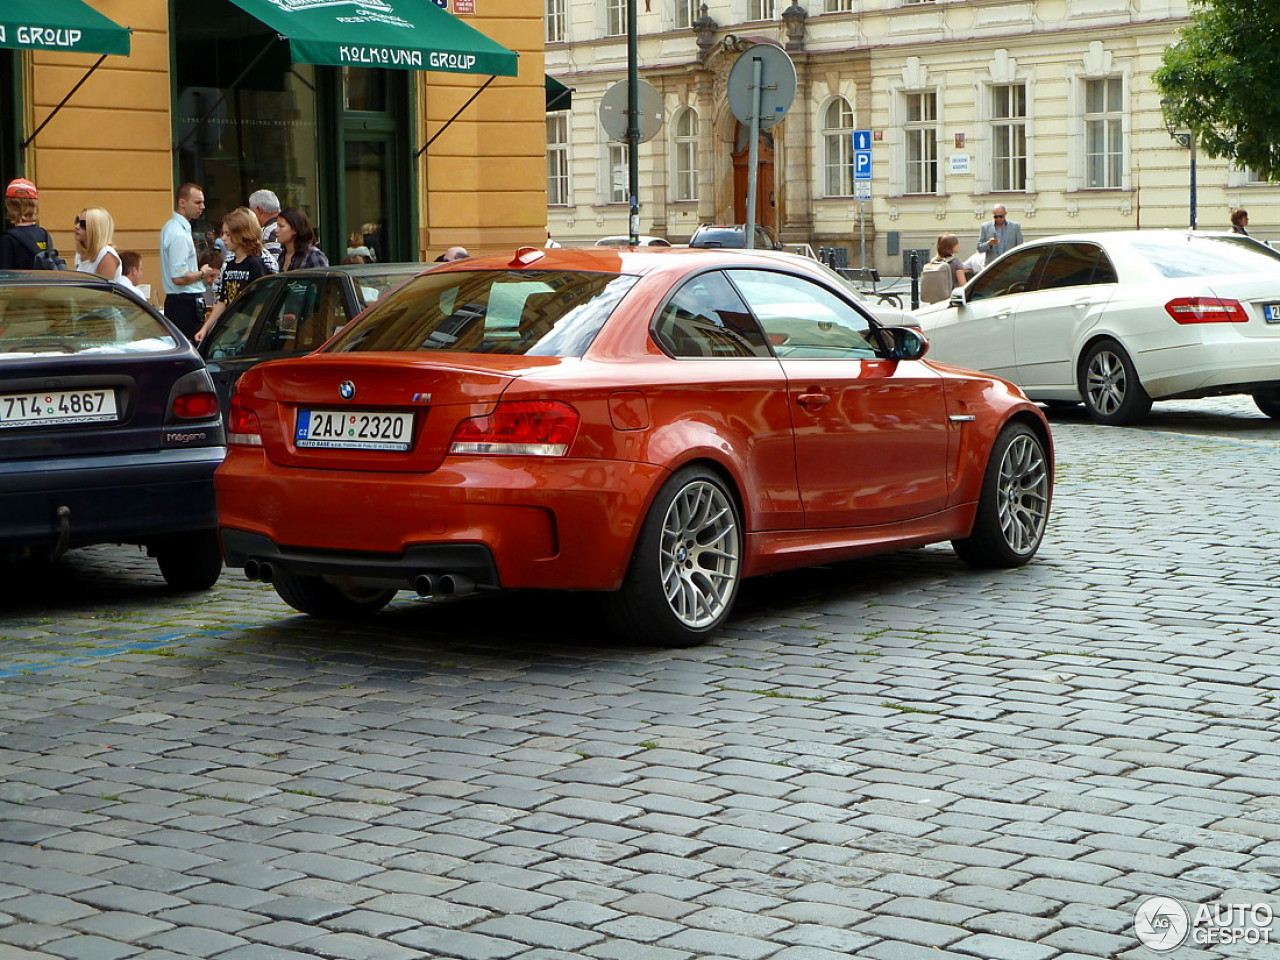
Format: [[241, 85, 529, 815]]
[[595, 235, 674, 247], [216, 246, 1053, 646], [915, 231, 1280, 424], [0, 271, 224, 588], [200, 263, 425, 410], [689, 223, 782, 250]]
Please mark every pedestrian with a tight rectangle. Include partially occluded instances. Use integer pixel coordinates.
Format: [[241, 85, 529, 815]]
[[248, 188, 283, 265], [433, 246, 469, 263], [919, 233, 969, 304], [160, 183, 218, 342], [978, 203, 1024, 264], [73, 207, 123, 282], [194, 207, 271, 343], [545, 229, 562, 248], [276, 208, 329, 272], [117, 250, 144, 296], [1231, 208, 1250, 235], [0, 177, 64, 270]]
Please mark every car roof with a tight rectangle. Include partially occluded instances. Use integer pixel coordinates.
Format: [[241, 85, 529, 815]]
[[0, 269, 122, 288], [1004, 230, 1261, 246], [267, 262, 431, 280]]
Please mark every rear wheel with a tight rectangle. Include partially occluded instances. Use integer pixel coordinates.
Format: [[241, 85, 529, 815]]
[[1253, 387, 1280, 420], [154, 530, 223, 591], [602, 468, 742, 647], [273, 571, 395, 619], [952, 422, 1051, 568], [1079, 340, 1151, 425]]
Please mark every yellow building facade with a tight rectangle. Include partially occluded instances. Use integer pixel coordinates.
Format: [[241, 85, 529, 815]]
[[3, 0, 548, 286]]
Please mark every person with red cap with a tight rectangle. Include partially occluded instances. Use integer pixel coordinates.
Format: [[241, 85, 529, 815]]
[[0, 178, 60, 270]]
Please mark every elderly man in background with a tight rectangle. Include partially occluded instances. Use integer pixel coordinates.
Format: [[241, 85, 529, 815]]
[[434, 246, 469, 263], [978, 204, 1024, 264]]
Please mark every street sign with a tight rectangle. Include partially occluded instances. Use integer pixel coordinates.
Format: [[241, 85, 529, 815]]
[[726, 44, 797, 130], [853, 128, 871, 182], [599, 79, 665, 143], [854, 180, 871, 200]]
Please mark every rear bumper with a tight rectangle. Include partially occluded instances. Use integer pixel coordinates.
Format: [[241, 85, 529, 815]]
[[0, 446, 224, 549], [215, 452, 669, 591], [1136, 338, 1280, 399]]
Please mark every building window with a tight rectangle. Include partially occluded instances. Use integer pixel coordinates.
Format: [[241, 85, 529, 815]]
[[824, 0, 853, 10], [904, 91, 938, 195], [547, 114, 570, 206], [605, 0, 626, 36], [673, 108, 699, 201], [547, 0, 566, 42], [750, 0, 776, 20], [608, 144, 628, 203], [1084, 77, 1123, 189], [991, 84, 1026, 192], [675, 0, 700, 28], [822, 98, 854, 197]]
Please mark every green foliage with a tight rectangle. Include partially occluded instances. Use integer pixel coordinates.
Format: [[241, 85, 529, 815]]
[[1154, 0, 1280, 179]]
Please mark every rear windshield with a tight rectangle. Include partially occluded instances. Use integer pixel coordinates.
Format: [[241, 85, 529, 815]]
[[325, 269, 639, 357], [1131, 236, 1280, 279], [0, 285, 177, 357]]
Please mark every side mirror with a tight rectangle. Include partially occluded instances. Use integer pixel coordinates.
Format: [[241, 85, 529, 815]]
[[880, 325, 930, 361], [949, 289, 966, 307]]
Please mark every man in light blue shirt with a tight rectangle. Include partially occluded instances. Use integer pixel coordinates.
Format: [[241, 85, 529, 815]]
[[160, 183, 215, 341]]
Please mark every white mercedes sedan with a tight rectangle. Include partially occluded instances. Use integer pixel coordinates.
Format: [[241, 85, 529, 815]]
[[914, 231, 1280, 424]]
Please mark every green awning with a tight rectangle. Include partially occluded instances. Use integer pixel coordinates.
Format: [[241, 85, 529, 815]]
[[0, 0, 130, 56], [546, 75, 572, 112], [225, 0, 517, 76]]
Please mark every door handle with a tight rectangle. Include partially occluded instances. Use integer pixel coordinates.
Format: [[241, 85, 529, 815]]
[[797, 392, 831, 408]]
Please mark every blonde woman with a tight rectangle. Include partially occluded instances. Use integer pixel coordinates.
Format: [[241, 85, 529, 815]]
[[194, 207, 271, 343], [73, 207, 122, 282]]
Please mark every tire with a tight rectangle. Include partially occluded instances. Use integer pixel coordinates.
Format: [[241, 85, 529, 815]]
[[602, 467, 742, 647], [1253, 387, 1280, 420], [1042, 399, 1080, 410], [272, 570, 395, 619], [154, 530, 223, 591], [952, 422, 1051, 568], [1079, 340, 1152, 425]]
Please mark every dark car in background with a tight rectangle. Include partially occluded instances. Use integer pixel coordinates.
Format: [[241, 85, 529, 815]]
[[199, 263, 425, 410], [689, 223, 782, 250], [0, 271, 225, 589]]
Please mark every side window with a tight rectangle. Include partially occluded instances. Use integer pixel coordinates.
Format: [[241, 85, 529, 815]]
[[1035, 243, 1106, 292], [729, 269, 878, 359], [203, 278, 279, 359], [261, 278, 345, 354], [1092, 252, 1119, 284], [967, 247, 1046, 302], [654, 271, 771, 358]]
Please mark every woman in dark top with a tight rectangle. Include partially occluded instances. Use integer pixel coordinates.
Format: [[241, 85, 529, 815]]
[[0, 178, 56, 270], [194, 207, 271, 343], [276, 208, 330, 272]]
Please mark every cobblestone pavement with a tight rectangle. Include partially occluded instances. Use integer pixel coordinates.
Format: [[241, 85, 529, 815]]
[[2, 397, 1279, 960]]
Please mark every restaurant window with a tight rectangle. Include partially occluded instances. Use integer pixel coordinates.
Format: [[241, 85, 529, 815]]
[[172, 0, 411, 262], [0, 52, 20, 183]]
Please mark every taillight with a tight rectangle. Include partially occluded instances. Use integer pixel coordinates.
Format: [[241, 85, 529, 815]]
[[228, 397, 263, 446], [1165, 297, 1249, 323], [172, 391, 219, 420], [449, 400, 579, 456]]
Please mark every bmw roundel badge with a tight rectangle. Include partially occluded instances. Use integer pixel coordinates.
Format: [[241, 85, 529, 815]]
[[339, 381, 356, 400]]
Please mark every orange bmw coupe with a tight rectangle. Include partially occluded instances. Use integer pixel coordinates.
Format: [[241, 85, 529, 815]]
[[216, 247, 1053, 646]]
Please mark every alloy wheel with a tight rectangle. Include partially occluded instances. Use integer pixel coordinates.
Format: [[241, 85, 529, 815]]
[[658, 480, 740, 628], [996, 433, 1051, 556], [1085, 348, 1127, 416]]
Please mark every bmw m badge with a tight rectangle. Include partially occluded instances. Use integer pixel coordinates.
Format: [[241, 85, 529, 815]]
[[339, 381, 356, 400]]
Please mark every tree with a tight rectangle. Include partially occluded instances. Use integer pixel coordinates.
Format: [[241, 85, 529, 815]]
[[1153, 0, 1280, 180]]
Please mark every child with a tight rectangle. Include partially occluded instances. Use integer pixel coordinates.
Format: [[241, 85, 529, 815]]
[[193, 207, 270, 343]]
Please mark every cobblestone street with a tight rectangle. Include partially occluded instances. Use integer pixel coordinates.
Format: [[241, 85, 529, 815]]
[[2, 397, 1279, 960]]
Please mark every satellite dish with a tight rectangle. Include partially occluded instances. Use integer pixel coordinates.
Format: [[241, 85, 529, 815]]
[[599, 79, 665, 143], [727, 44, 797, 130]]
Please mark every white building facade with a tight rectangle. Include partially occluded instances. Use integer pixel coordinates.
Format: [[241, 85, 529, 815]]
[[545, 0, 1278, 274]]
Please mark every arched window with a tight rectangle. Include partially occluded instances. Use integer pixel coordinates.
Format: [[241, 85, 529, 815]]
[[822, 98, 854, 197], [673, 107, 699, 202]]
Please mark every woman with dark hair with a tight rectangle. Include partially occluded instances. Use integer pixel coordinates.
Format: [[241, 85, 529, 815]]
[[1230, 208, 1250, 235], [276, 208, 329, 271]]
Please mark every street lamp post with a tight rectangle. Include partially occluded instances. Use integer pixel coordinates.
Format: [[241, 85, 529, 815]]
[[1162, 103, 1197, 230]]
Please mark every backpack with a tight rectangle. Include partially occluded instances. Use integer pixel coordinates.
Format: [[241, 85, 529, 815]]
[[919, 257, 954, 304], [16, 227, 68, 271]]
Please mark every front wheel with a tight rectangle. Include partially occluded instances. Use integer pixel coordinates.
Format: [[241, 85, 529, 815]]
[[1079, 340, 1151, 425], [154, 530, 223, 591], [272, 571, 395, 619], [1253, 387, 1280, 420], [602, 468, 742, 647], [952, 422, 1051, 568]]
